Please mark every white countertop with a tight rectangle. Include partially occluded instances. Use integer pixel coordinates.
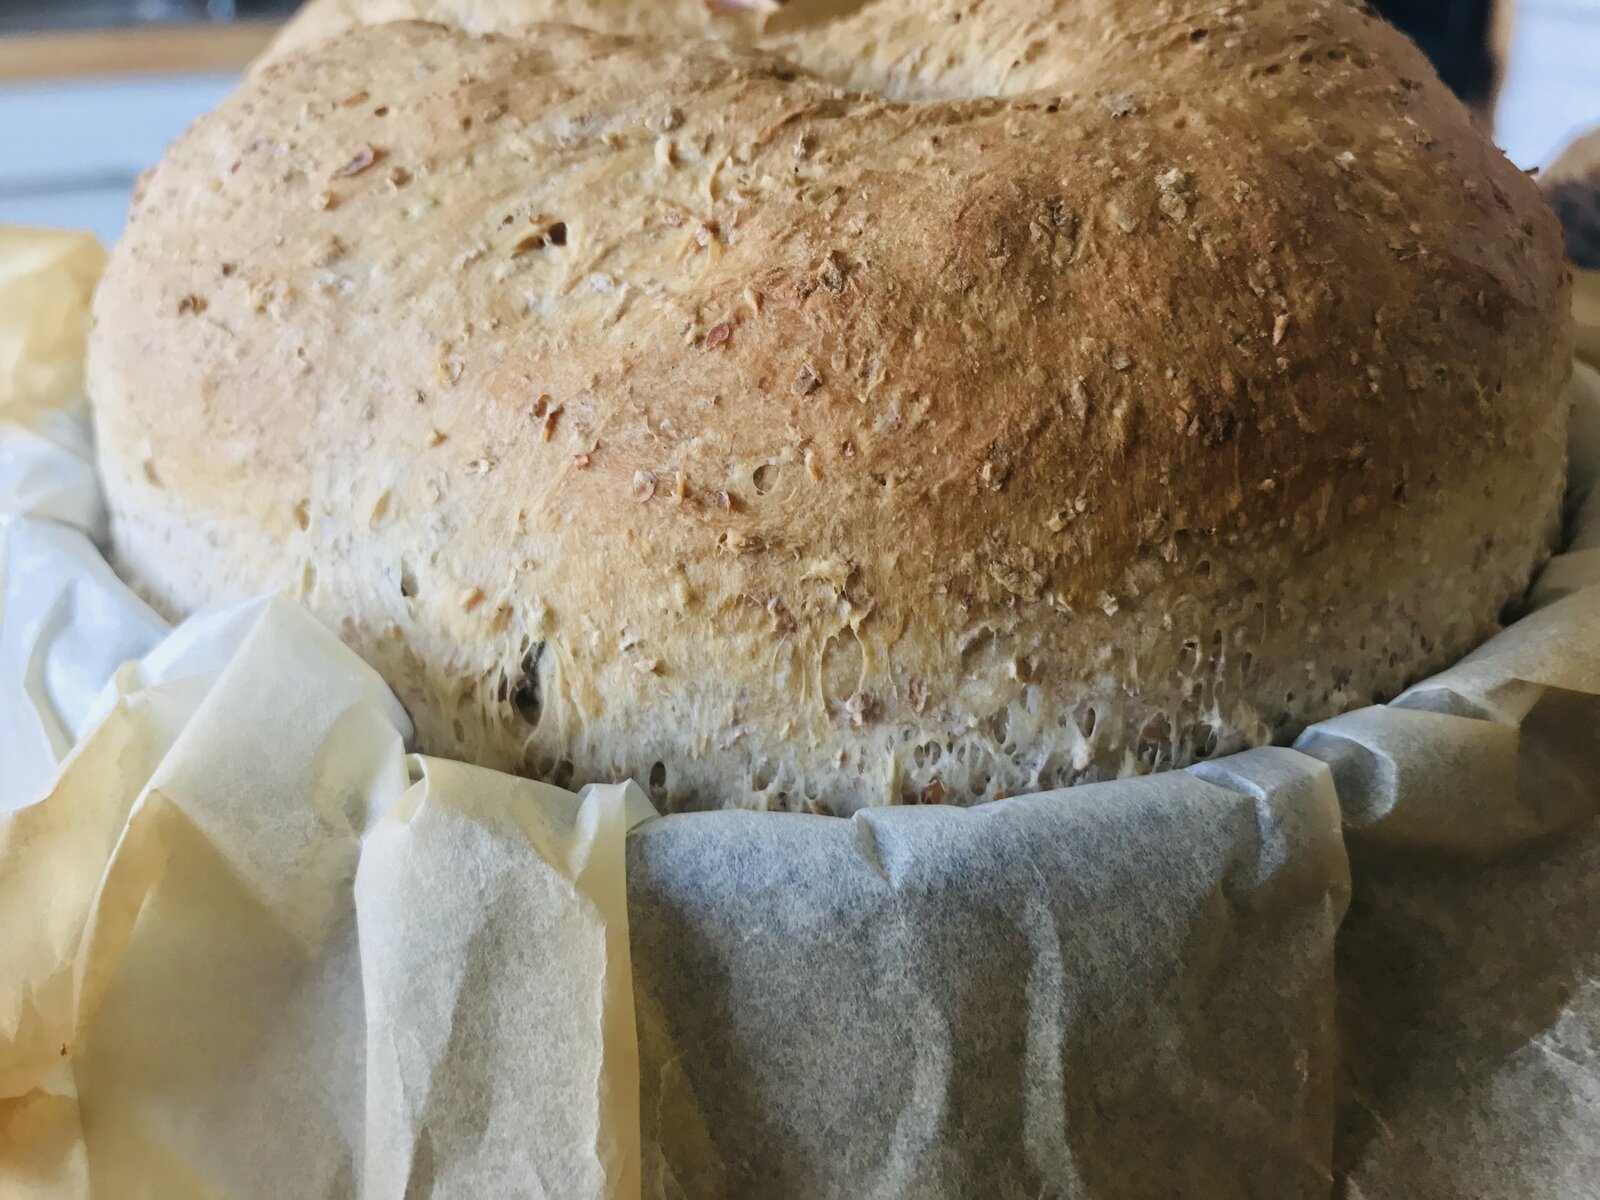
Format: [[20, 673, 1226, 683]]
[[0, 73, 237, 246]]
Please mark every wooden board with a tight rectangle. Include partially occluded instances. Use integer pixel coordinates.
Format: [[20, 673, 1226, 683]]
[[0, 22, 279, 82]]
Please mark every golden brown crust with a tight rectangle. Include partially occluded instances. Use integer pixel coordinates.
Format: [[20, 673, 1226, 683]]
[[91, 0, 1571, 811]]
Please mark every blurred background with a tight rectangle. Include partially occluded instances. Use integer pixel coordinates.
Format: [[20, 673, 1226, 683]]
[[0, 0, 1597, 247]]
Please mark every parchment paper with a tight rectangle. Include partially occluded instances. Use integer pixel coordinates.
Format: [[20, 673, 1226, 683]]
[[1, 224, 1598, 1200], [2, 592, 647, 1199], [1308, 357, 1600, 1198], [0, 228, 645, 1200], [628, 751, 1347, 1198]]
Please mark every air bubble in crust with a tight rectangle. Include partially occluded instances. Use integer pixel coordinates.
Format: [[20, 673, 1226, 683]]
[[513, 642, 546, 727]]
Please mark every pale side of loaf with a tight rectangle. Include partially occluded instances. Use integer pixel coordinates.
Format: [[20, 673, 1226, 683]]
[[263, 0, 742, 61], [90, 0, 1572, 813], [261, 0, 866, 63]]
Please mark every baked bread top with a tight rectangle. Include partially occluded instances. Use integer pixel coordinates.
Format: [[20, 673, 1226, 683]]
[[90, 0, 1571, 812]]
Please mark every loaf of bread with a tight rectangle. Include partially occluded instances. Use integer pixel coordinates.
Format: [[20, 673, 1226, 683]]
[[89, 0, 1571, 813]]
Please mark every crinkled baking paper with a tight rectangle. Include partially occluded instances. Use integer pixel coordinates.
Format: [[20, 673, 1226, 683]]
[[1, 226, 1597, 1199]]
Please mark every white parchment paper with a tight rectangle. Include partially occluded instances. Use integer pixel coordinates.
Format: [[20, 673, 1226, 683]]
[[1308, 357, 1600, 1199], [627, 751, 1347, 1198], [0, 229, 645, 1200], [1, 225, 1597, 1200], [1, 586, 649, 1199]]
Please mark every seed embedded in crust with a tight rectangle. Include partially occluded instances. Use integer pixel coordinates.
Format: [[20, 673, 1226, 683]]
[[818, 254, 846, 294], [843, 692, 874, 726], [333, 144, 380, 178], [1156, 167, 1194, 221], [907, 679, 928, 715]]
